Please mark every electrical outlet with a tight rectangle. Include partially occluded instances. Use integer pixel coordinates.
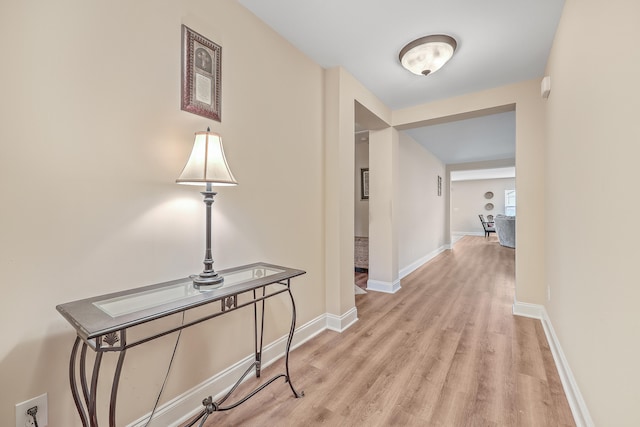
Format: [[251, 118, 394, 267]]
[[15, 393, 48, 427]]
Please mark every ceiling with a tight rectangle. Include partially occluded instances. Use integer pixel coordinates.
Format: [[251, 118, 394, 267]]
[[238, 0, 565, 166], [404, 110, 515, 164]]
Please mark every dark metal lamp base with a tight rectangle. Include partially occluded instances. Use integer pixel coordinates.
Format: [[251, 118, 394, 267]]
[[193, 273, 224, 289]]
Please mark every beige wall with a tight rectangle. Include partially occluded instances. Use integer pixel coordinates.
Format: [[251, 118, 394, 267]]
[[6, 0, 635, 424], [451, 178, 516, 234], [368, 128, 399, 286], [398, 133, 446, 270], [544, 0, 640, 424], [354, 138, 369, 237], [0, 1, 325, 425], [324, 67, 391, 312]]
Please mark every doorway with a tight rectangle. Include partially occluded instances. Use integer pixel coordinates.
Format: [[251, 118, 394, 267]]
[[354, 130, 369, 292], [353, 101, 389, 297]]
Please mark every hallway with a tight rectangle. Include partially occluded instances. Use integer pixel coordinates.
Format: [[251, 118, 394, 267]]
[[202, 236, 574, 426]]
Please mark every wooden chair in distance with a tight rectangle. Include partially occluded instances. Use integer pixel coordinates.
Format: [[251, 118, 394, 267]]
[[478, 214, 496, 238]]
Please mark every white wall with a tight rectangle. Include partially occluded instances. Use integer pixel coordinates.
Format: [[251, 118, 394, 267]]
[[451, 178, 516, 234], [0, 1, 325, 425], [544, 0, 640, 424], [398, 133, 446, 272]]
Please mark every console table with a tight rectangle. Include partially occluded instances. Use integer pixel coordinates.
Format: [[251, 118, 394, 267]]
[[56, 262, 306, 427]]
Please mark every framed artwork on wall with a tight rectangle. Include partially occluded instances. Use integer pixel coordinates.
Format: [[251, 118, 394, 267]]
[[361, 168, 369, 200], [437, 175, 442, 196], [181, 25, 222, 122]]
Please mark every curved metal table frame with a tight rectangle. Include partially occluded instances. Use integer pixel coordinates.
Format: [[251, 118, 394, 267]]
[[57, 262, 305, 427]]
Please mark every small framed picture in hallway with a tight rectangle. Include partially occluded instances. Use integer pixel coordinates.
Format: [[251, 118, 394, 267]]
[[361, 168, 369, 200], [437, 175, 442, 196]]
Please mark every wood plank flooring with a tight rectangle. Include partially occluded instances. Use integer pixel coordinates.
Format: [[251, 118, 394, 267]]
[[195, 236, 575, 427], [354, 271, 368, 289]]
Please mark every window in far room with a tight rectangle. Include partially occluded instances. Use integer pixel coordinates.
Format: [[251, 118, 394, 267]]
[[505, 190, 516, 216]]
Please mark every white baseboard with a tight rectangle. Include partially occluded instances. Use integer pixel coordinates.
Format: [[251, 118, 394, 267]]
[[326, 306, 359, 332], [399, 245, 448, 279], [512, 301, 594, 427], [127, 311, 352, 427], [452, 231, 484, 237], [512, 301, 545, 319], [366, 278, 401, 294]]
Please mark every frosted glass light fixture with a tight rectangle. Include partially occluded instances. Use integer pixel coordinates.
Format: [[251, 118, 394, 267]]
[[177, 129, 237, 288], [399, 35, 457, 76]]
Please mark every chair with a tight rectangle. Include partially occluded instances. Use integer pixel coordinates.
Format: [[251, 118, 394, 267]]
[[494, 215, 516, 248], [478, 214, 496, 238]]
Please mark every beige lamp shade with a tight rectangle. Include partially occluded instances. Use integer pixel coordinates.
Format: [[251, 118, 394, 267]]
[[176, 131, 238, 186]]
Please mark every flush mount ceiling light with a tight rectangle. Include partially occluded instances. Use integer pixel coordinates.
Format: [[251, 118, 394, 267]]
[[399, 34, 457, 76]]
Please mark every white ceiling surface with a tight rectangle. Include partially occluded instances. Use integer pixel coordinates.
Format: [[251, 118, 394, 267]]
[[238, 0, 564, 166], [405, 110, 515, 164]]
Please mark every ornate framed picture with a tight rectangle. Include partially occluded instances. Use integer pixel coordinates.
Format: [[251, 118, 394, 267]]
[[361, 168, 369, 200], [181, 25, 222, 122]]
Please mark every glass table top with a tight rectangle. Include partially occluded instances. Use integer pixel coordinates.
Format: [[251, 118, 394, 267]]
[[94, 265, 285, 317], [56, 262, 305, 340]]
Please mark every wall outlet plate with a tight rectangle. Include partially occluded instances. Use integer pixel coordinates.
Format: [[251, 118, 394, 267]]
[[15, 393, 48, 427]]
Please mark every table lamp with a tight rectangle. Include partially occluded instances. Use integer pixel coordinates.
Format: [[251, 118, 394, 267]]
[[176, 129, 237, 288]]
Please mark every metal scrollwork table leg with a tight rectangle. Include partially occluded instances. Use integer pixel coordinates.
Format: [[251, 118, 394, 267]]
[[69, 337, 127, 427], [68, 278, 303, 426], [185, 280, 304, 426]]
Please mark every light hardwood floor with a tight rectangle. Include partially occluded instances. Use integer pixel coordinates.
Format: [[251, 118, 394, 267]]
[[354, 270, 368, 289], [196, 236, 575, 426]]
